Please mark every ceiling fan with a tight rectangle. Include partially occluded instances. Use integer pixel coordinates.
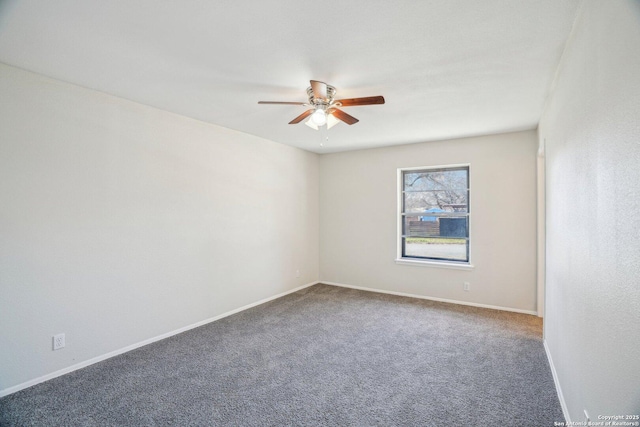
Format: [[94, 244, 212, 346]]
[[258, 80, 385, 130]]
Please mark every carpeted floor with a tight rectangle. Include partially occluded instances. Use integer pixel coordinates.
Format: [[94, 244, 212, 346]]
[[0, 284, 564, 426]]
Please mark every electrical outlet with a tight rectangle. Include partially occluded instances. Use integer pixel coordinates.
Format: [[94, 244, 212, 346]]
[[53, 333, 65, 350], [296, 269, 301, 278], [463, 282, 470, 292]]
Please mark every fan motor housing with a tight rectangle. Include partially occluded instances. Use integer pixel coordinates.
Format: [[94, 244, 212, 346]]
[[307, 85, 336, 106]]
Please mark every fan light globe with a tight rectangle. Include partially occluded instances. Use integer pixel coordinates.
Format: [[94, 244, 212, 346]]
[[311, 109, 327, 126]]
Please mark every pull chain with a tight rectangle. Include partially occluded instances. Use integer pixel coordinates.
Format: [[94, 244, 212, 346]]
[[320, 124, 328, 147]]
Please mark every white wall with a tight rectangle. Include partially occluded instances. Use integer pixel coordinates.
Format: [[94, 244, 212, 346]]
[[539, 0, 640, 419], [0, 63, 319, 392], [320, 130, 538, 313]]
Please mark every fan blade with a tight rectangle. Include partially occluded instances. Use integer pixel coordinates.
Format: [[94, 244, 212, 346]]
[[329, 108, 359, 125], [335, 96, 385, 107], [258, 101, 307, 105], [289, 109, 314, 124], [310, 80, 328, 100]]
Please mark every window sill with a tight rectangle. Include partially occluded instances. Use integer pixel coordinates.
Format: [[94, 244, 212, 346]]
[[395, 258, 475, 271]]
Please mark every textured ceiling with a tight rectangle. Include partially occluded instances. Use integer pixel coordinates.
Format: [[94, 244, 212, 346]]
[[0, 0, 581, 153]]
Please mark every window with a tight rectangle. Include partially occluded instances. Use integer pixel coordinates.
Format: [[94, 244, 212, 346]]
[[398, 165, 470, 264]]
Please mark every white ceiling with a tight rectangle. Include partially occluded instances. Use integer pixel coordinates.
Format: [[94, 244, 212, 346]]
[[0, 0, 581, 153]]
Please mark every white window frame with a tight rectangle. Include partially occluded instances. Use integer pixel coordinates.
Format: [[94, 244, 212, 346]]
[[395, 164, 474, 270]]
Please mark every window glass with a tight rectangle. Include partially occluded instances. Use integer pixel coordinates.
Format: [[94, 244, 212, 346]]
[[400, 166, 469, 263]]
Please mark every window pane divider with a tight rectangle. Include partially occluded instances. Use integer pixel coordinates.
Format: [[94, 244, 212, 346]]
[[402, 212, 469, 217], [402, 236, 469, 240], [402, 189, 469, 193]]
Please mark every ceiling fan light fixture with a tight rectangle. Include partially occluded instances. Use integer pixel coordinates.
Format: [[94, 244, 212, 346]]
[[311, 108, 327, 126], [306, 113, 339, 131], [326, 113, 340, 129], [304, 118, 319, 130]]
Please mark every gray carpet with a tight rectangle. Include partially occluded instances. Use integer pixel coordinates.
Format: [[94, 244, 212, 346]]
[[0, 284, 563, 426]]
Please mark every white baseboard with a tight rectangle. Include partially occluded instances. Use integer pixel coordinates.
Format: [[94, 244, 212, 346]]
[[0, 281, 319, 398], [544, 339, 570, 423], [320, 281, 538, 316]]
